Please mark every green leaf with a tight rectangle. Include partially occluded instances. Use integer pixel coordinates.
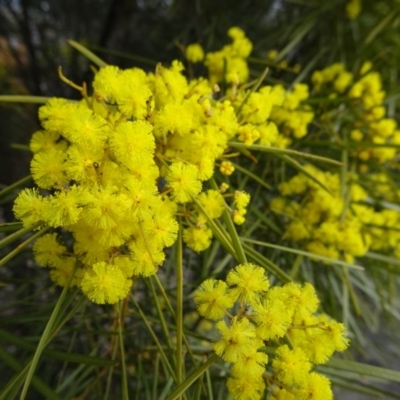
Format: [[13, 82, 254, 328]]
[[193, 198, 236, 257], [328, 376, 400, 399], [20, 263, 78, 399], [0, 328, 118, 366], [0, 347, 61, 400], [88, 44, 156, 65], [0, 224, 39, 250], [0, 226, 50, 268], [166, 354, 219, 400], [327, 358, 400, 383], [364, 10, 398, 45], [228, 141, 343, 166], [0, 96, 51, 103], [175, 224, 184, 386], [230, 162, 271, 190], [67, 40, 107, 67], [0, 175, 32, 198], [275, 17, 316, 61], [365, 252, 400, 268], [0, 222, 23, 232], [209, 178, 247, 264], [132, 296, 177, 384], [242, 238, 364, 270]]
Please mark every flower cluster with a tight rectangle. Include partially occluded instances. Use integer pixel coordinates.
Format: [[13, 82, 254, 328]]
[[266, 49, 301, 73], [361, 173, 400, 258], [270, 162, 400, 265], [312, 62, 400, 168], [204, 27, 253, 84], [346, 0, 362, 20], [194, 263, 349, 399], [269, 83, 314, 147], [14, 27, 323, 303], [270, 165, 375, 263]]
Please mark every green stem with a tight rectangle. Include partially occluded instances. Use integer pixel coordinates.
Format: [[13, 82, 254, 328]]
[[228, 141, 343, 166], [132, 297, 177, 383], [117, 302, 129, 400], [146, 278, 175, 362], [0, 96, 51, 103], [148, 277, 202, 375], [0, 175, 32, 198], [0, 222, 23, 233], [192, 198, 236, 256], [68, 40, 107, 67], [0, 222, 40, 250], [104, 329, 119, 400], [0, 347, 61, 400], [166, 354, 219, 400], [19, 263, 78, 400], [210, 178, 247, 264], [175, 223, 184, 391], [0, 226, 50, 268]]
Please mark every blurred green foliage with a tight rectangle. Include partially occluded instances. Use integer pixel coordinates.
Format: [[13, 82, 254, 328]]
[[1, 0, 400, 398]]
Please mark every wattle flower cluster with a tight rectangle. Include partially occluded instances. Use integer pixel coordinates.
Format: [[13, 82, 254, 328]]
[[13, 27, 317, 304], [270, 165, 373, 263], [268, 83, 314, 147], [266, 49, 301, 73], [312, 62, 400, 169], [362, 173, 400, 258], [194, 263, 349, 400], [346, 0, 362, 20], [203, 27, 253, 84]]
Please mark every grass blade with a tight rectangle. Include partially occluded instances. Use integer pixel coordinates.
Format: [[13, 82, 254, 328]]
[[242, 238, 364, 270], [68, 40, 107, 67], [230, 162, 271, 190], [0, 176, 32, 198], [19, 263, 78, 399], [0, 226, 50, 268], [166, 354, 219, 400], [176, 224, 184, 388], [327, 358, 400, 383], [0, 96, 51, 103], [228, 141, 343, 166]]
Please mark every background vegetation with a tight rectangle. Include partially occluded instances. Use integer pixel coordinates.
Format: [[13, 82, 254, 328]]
[[1, 0, 400, 398]]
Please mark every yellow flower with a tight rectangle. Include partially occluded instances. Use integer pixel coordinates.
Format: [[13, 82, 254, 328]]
[[346, 0, 361, 20], [31, 149, 68, 190], [234, 191, 250, 209], [272, 345, 311, 386], [29, 130, 61, 154], [166, 162, 202, 203], [213, 317, 259, 363], [92, 65, 121, 101], [129, 239, 165, 277], [42, 186, 84, 227], [227, 263, 270, 306], [110, 120, 155, 170], [293, 372, 333, 400], [226, 374, 265, 400], [13, 188, 46, 228], [185, 43, 204, 63], [231, 348, 268, 379], [253, 296, 292, 340], [197, 189, 225, 219], [81, 262, 131, 304], [194, 279, 235, 320], [183, 225, 213, 252], [33, 233, 67, 268]]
